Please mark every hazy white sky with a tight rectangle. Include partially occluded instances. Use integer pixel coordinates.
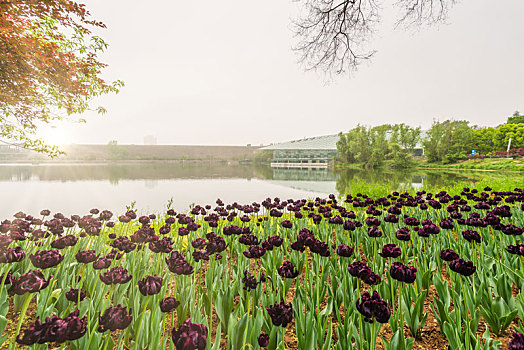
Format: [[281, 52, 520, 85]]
[[42, 0, 524, 146]]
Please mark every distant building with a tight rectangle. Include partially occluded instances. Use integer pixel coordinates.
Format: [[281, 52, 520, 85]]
[[260, 135, 339, 168], [143, 135, 157, 145]]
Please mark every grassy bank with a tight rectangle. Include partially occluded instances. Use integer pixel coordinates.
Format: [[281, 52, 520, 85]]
[[416, 158, 524, 172], [335, 158, 524, 172]]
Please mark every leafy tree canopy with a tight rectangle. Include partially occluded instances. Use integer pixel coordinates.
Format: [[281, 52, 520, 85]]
[[0, 0, 123, 156]]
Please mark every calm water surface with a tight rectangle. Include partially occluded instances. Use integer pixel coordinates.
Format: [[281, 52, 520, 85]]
[[0, 162, 496, 218]]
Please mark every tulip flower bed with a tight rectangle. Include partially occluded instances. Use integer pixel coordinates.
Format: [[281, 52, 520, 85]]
[[1, 187, 524, 349]]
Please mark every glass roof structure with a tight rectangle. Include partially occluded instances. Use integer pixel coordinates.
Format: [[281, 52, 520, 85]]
[[261, 135, 339, 150]]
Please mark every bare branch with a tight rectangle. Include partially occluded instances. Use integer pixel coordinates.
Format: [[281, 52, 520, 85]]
[[293, 0, 459, 76], [394, 0, 458, 28], [292, 0, 380, 76]]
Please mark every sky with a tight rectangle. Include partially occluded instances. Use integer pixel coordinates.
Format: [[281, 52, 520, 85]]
[[41, 0, 524, 146]]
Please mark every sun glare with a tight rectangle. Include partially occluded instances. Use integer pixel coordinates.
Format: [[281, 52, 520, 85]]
[[42, 126, 71, 146]]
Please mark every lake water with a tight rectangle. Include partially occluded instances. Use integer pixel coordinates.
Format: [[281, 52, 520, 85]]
[[0, 162, 503, 219]]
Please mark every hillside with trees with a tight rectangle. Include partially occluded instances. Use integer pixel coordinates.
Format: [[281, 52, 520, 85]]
[[337, 114, 524, 169]]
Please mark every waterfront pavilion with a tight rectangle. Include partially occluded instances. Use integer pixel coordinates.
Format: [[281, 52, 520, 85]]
[[260, 135, 339, 168]]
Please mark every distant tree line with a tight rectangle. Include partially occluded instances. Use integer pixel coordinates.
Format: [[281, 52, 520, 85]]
[[337, 113, 524, 167], [336, 123, 421, 168]]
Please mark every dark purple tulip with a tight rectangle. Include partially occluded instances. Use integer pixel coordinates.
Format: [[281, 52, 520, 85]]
[[105, 249, 123, 261], [51, 235, 78, 249], [0, 234, 13, 249], [390, 262, 417, 283], [281, 220, 293, 229], [290, 240, 305, 252], [365, 217, 381, 226], [266, 301, 293, 327], [440, 249, 459, 261], [242, 270, 259, 291], [191, 238, 206, 249], [384, 214, 399, 223], [404, 216, 420, 226], [106, 222, 115, 228], [440, 218, 454, 230], [138, 215, 150, 225], [93, 257, 111, 270], [1, 272, 12, 285], [509, 333, 524, 350], [40, 209, 51, 216], [98, 305, 133, 332], [118, 214, 131, 223], [29, 250, 64, 269], [348, 261, 367, 277], [367, 226, 382, 238], [502, 224, 523, 236], [192, 250, 209, 262], [243, 245, 266, 259], [9, 270, 51, 295], [160, 297, 180, 312], [356, 291, 391, 323], [111, 236, 136, 253], [99, 266, 132, 285], [166, 251, 194, 275], [62, 310, 87, 342], [258, 333, 269, 347], [149, 237, 173, 253], [396, 227, 411, 241], [172, 318, 208, 350], [138, 275, 163, 296], [125, 210, 137, 220], [178, 227, 190, 236], [449, 259, 476, 276], [360, 268, 381, 285], [100, 210, 113, 221], [336, 244, 354, 257], [108, 233, 116, 239], [10, 231, 26, 241], [269, 209, 283, 218], [378, 244, 401, 258], [278, 261, 299, 279], [16, 310, 87, 345], [66, 289, 86, 303], [0, 246, 25, 263], [159, 225, 171, 235], [205, 234, 226, 255], [462, 230, 481, 243], [239, 234, 259, 246], [343, 220, 356, 231], [507, 244, 524, 256], [14, 211, 26, 219], [75, 249, 99, 264], [310, 239, 330, 257], [422, 223, 440, 235], [268, 235, 283, 247], [348, 261, 380, 284]]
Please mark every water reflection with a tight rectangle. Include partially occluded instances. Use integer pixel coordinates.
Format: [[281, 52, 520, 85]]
[[0, 162, 495, 189], [0, 162, 509, 218]]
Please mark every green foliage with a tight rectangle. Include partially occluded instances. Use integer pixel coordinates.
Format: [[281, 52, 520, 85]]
[[424, 120, 474, 163], [493, 123, 524, 150], [337, 124, 420, 168], [508, 115, 524, 124], [472, 127, 495, 154], [253, 150, 273, 164]]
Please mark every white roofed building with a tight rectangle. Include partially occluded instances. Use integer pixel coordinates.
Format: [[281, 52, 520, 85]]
[[260, 135, 339, 168]]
